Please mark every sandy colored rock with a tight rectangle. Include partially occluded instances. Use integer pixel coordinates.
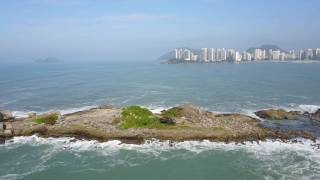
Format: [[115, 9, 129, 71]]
[[255, 109, 300, 120], [2, 105, 316, 143], [0, 110, 14, 122]]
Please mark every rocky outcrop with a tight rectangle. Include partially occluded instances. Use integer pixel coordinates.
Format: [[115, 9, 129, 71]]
[[0, 121, 14, 138], [0, 110, 14, 122], [311, 109, 320, 121], [0, 105, 317, 143], [303, 109, 320, 121], [0, 110, 15, 139], [255, 109, 300, 120]]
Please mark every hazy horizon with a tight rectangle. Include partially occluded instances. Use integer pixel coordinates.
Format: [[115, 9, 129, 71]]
[[1, 0, 320, 62]]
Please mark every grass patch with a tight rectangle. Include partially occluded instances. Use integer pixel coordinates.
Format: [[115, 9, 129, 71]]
[[35, 113, 59, 125], [161, 107, 182, 119], [120, 106, 167, 129]]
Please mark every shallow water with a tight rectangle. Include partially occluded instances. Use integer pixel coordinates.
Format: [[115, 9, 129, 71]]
[[1, 61, 320, 179]]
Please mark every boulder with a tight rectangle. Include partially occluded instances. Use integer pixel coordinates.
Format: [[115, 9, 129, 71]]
[[0, 110, 14, 122], [255, 109, 300, 120], [310, 109, 320, 121], [159, 117, 176, 125]]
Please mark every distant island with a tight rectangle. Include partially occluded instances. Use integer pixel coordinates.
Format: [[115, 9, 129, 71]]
[[34, 57, 62, 63], [160, 45, 320, 64]]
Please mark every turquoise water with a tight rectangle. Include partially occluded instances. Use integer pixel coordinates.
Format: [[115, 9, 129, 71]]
[[1, 61, 320, 114], [1, 61, 320, 179]]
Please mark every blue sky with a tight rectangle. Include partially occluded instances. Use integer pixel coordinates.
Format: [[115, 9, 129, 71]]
[[0, 0, 320, 61]]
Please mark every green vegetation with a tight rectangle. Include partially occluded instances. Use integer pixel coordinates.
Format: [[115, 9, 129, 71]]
[[120, 106, 167, 129], [161, 107, 182, 119], [35, 113, 59, 125]]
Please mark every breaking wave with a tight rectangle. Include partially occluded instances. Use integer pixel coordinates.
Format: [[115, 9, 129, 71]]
[[1, 136, 320, 179]]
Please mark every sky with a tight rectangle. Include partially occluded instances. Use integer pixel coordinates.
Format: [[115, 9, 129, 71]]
[[0, 0, 320, 62]]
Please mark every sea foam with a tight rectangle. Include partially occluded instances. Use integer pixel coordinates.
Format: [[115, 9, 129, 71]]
[[3, 135, 320, 156], [2, 136, 320, 179]]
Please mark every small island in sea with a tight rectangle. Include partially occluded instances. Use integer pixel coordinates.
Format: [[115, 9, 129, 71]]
[[160, 44, 320, 64], [1, 105, 319, 144], [34, 57, 62, 63]]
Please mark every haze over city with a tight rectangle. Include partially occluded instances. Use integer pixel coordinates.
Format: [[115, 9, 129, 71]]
[[1, 0, 320, 62]]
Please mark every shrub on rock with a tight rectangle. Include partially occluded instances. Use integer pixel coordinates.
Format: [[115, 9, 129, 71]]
[[35, 113, 60, 125], [120, 106, 164, 129]]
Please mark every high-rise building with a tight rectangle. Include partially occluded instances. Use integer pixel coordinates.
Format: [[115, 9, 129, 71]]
[[175, 48, 183, 59], [288, 50, 296, 60], [280, 52, 286, 60], [247, 53, 252, 61], [235, 52, 242, 62], [201, 48, 208, 62], [299, 50, 304, 60], [260, 50, 266, 60], [227, 49, 236, 61], [216, 48, 222, 61], [221, 48, 227, 61], [316, 48, 320, 59], [191, 52, 198, 61], [272, 50, 281, 60], [254, 49, 262, 60], [208, 48, 216, 61], [242, 52, 251, 61], [267, 49, 273, 60], [183, 49, 191, 60], [306, 49, 313, 59]]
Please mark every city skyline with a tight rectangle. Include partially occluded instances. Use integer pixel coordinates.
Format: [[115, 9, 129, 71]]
[[173, 46, 320, 62]]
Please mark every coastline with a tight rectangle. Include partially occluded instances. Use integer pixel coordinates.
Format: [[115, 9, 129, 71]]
[[163, 59, 320, 64]]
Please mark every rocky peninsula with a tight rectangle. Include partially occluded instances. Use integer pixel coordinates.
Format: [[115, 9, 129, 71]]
[[1, 105, 319, 144]]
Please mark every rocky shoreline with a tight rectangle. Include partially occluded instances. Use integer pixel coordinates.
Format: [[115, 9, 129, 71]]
[[1, 105, 319, 144]]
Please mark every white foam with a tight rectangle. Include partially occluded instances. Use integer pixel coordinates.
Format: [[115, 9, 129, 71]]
[[12, 111, 31, 118], [12, 105, 97, 118], [3, 135, 320, 156], [2, 136, 320, 179], [298, 104, 320, 113], [59, 105, 97, 115], [143, 105, 171, 114]]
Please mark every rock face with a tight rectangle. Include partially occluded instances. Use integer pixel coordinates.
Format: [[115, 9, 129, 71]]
[[0, 110, 14, 122], [311, 109, 320, 121], [304, 109, 320, 121], [255, 109, 300, 120]]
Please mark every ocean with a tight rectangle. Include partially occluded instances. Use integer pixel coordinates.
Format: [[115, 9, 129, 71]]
[[1, 61, 320, 179]]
